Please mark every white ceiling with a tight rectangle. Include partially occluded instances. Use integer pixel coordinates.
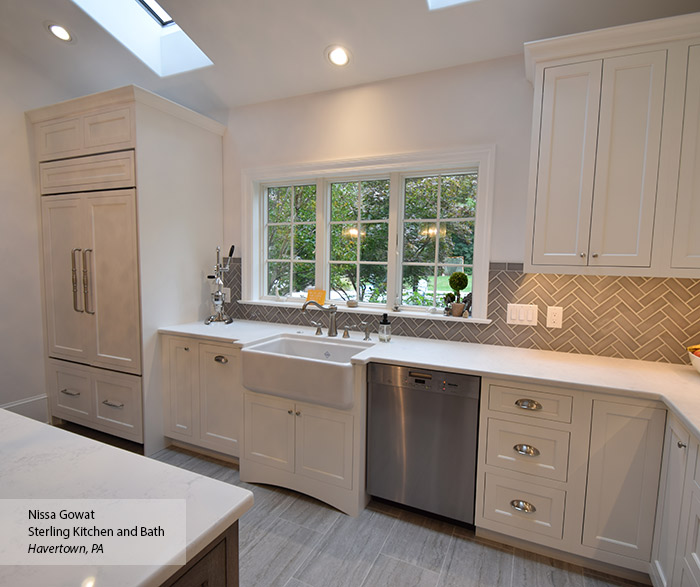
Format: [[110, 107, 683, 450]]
[[2, 0, 698, 118]]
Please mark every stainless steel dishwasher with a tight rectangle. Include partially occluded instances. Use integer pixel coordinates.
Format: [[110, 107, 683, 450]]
[[366, 363, 480, 525]]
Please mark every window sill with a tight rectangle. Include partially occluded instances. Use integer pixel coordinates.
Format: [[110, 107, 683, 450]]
[[237, 299, 492, 325]]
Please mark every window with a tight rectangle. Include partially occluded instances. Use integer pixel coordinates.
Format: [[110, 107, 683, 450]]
[[401, 173, 477, 307], [264, 184, 317, 297], [329, 180, 390, 304], [243, 148, 494, 320]]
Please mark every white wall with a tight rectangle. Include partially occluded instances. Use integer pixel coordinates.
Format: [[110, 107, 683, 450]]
[[0, 43, 72, 420], [223, 54, 533, 263]]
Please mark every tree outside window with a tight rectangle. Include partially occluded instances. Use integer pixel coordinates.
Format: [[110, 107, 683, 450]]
[[265, 184, 316, 297], [401, 173, 477, 308], [329, 179, 390, 304]]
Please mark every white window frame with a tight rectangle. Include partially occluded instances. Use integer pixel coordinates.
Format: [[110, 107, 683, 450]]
[[241, 147, 495, 321]]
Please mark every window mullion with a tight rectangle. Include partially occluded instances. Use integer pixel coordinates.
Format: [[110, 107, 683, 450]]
[[316, 178, 327, 293], [386, 172, 401, 310]]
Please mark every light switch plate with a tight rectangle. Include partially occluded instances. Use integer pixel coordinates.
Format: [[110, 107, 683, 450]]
[[506, 303, 538, 326]]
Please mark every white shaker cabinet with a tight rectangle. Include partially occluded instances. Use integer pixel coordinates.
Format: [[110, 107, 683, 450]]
[[531, 51, 666, 268], [243, 392, 354, 490], [671, 45, 700, 269], [651, 415, 693, 587], [477, 378, 666, 576], [525, 13, 700, 278], [582, 399, 666, 561], [163, 335, 241, 457]]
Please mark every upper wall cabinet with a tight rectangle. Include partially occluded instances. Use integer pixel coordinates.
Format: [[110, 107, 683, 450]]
[[524, 13, 700, 277]]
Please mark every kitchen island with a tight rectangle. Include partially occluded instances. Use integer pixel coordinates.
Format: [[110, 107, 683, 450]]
[[0, 409, 253, 587]]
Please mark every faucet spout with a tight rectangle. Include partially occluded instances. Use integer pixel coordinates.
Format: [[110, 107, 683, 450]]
[[301, 300, 338, 337]]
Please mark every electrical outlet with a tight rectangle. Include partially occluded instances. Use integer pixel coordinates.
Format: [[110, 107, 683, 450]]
[[506, 303, 538, 326], [547, 306, 563, 328], [223, 287, 231, 303]]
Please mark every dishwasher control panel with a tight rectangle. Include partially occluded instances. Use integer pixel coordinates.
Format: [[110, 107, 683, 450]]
[[368, 363, 480, 398]]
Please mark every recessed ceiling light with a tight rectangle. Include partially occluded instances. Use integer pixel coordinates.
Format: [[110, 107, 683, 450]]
[[48, 23, 73, 42], [326, 45, 350, 67]]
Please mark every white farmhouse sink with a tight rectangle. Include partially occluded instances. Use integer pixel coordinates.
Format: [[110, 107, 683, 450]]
[[241, 333, 373, 409]]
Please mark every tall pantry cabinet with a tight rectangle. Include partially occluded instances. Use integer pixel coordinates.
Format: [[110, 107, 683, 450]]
[[27, 86, 225, 455]]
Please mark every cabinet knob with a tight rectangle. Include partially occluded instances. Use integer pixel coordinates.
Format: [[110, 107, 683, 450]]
[[591, 253, 598, 258], [287, 409, 293, 415], [184, 347, 190, 351], [513, 443, 540, 457], [514, 398, 543, 411], [295, 411, 301, 416], [510, 500, 536, 514], [580, 252, 586, 258], [678, 441, 688, 449], [214, 355, 228, 364]]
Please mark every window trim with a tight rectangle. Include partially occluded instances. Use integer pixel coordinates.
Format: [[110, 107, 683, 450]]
[[241, 147, 495, 320]]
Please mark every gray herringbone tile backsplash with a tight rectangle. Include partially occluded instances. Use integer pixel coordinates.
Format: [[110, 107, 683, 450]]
[[225, 260, 700, 365]]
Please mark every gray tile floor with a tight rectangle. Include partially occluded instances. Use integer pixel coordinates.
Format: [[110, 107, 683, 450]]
[[152, 446, 649, 587]]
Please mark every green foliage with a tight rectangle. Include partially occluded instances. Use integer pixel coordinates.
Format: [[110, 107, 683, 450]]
[[448, 271, 468, 302]]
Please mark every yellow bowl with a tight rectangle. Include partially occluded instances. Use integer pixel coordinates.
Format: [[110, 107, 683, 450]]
[[688, 345, 700, 375]]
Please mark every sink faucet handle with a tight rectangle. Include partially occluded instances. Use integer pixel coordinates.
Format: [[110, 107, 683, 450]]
[[356, 320, 371, 341], [310, 320, 323, 336], [342, 325, 351, 338]]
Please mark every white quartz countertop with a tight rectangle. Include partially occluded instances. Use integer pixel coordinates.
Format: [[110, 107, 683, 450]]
[[0, 409, 254, 587], [160, 320, 700, 438]]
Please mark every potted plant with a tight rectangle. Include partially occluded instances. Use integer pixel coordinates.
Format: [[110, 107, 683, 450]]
[[448, 271, 469, 316], [443, 292, 455, 315]]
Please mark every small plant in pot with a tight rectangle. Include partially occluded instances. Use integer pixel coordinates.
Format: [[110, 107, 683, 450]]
[[448, 271, 469, 316], [443, 292, 455, 315]]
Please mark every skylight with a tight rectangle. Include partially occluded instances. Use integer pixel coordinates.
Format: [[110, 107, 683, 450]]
[[137, 0, 174, 27], [70, 0, 213, 77], [426, 0, 481, 10]]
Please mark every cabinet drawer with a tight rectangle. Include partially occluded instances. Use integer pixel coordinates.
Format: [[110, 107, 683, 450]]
[[486, 418, 570, 482], [35, 105, 134, 160], [40, 151, 135, 194], [94, 371, 143, 442], [488, 383, 573, 423], [47, 360, 92, 420], [483, 473, 565, 539]]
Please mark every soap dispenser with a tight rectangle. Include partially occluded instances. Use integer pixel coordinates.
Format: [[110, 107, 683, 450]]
[[379, 313, 392, 342]]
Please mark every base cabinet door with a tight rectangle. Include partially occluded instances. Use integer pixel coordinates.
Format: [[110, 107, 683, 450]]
[[583, 400, 666, 560], [296, 404, 353, 489], [166, 337, 197, 439], [243, 392, 354, 488], [651, 415, 691, 587], [164, 336, 242, 457], [243, 393, 295, 472]]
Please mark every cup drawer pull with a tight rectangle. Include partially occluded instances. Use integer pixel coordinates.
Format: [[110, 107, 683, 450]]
[[60, 388, 81, 397], [513, 443, 540, 457], [514, 398, 543, 411], [510, 499, 536, 514], [102, 399, 124, 409], [214, 355, 228, 364]]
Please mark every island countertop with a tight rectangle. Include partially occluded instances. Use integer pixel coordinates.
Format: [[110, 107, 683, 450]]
[[0, 409, 254, 587]]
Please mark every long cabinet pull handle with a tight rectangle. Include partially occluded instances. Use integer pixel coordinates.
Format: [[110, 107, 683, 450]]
[[513, 444, 540, 457], [60, 388, 81, 397], [514, 398, 543, 411], [214, 355, 228, 364], [71, 248, 84, 313], [510, 500, 536, 514], [102, 399, 124, 409], [82, 249, 95, 315]]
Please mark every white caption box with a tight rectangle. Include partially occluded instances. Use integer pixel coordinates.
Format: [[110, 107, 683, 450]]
[[0, 499, 186, 565]]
